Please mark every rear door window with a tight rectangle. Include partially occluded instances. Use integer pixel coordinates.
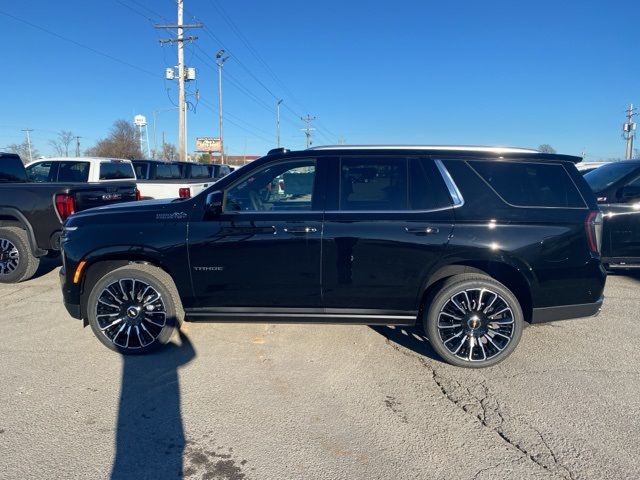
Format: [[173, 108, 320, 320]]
[[409, 158, 453, 210], [340, 157, 407, 211], [156, 164, 181, 179], [469, 160, 585, 208], [57, 161, 90, 182], [99, 161, 135, 180], [190, 164, 210, 179]]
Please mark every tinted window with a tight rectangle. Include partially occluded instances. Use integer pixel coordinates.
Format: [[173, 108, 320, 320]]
[[99, 161, 135, 180], [584, 162, 640, 193], [340, 157, 407, 210], [0, 156, 27, 182], [26, 162, 53, 182], [156, 164, 181, 179], [190, 164, 210, 179], [57, 161, 90, 182], [410, 158, 452, 210], [133, 163, 149, 179], [469, 161, 585, 208], [225, 159, 316, 212]]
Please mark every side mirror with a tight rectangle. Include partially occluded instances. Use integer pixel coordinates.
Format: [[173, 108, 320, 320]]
[[205, 190, 223, 217]]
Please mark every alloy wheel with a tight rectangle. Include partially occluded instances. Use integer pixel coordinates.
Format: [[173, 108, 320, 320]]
[[437, 288, 515, 363], [0, 238, 20, 276], [95, 278, 167, 349]]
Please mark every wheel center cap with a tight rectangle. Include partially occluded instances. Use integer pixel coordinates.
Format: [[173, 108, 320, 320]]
[[467, 315, 481, 329], [126, 306, 141, 318]]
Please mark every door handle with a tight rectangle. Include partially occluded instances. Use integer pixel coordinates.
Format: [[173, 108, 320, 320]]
[[283, 226, 318, 234], [405, 226, 439, 234]]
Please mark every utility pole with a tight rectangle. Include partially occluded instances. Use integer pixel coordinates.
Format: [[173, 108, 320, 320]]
[[21, 129, 33, 162], [276, 99, 283, 147], [155, 1, 201, 161], [623, 104, 637, 160], [216, 49, 229, 163], [301, 115, 316, 149], [75, 136, 81, 157]]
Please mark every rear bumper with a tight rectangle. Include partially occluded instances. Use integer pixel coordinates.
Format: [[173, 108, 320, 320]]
[[531, 296, 603, 324]]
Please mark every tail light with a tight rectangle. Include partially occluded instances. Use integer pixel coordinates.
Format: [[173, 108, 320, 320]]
[[179, 187, 191, 199], [55, 193, 76, 221], [135, 188, 141, 201], [585, 210, 603, 255]]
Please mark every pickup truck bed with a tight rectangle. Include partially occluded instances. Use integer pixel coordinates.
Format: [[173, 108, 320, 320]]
[[0, 152, 138, 283]]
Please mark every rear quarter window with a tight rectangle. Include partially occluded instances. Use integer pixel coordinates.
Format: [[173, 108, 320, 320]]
[[57, 161, 90, 182], [468, 160, 585, 208], [99, 161, 135, 180]]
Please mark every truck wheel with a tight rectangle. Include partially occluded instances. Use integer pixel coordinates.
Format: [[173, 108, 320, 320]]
[[0, 227, 40, 283], [86, 264, 184, 354], [424, 274, 523, 368]]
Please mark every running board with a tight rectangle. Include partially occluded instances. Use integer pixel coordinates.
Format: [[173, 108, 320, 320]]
[[184, 308, 417, 325]]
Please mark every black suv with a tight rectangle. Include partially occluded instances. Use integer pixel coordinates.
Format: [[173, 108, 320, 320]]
[[59, 146, 605, 367]]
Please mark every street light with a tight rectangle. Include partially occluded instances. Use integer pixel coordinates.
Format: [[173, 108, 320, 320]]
[[276, 99, 283, 147], [216, 49, 229, 163]]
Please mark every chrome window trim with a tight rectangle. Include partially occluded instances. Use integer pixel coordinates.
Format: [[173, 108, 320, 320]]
[[434, 159, 464, 207], [308, 145, 538, 154]]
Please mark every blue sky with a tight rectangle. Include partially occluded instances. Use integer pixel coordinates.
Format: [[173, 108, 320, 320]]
[[1, 0, 639, 160]]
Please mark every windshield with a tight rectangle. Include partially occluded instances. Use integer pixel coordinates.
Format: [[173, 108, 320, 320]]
[[584, 162, 639, 193]]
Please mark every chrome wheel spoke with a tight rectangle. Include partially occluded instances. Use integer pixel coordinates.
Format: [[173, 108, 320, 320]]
[[438, 287, 515, 362], [0, 238, 19, 276], [95, 278, 166, 349]]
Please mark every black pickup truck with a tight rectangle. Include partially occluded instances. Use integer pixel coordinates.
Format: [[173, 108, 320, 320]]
[[0, 152, 138, 283]]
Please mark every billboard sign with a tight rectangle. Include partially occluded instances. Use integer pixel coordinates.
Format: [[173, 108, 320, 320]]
[[195, 137, 221, 152]]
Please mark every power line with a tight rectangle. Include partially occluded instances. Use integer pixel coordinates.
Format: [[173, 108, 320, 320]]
[[0, 10, 160, 78]]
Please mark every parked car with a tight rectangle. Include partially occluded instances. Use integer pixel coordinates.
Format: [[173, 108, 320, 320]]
[[26, 157, 137, 184], [132, 160, 214, 200], [207, 164, 232, 180], [0, 152, 138, 283], [576, 161, 610, 175], [60, 145, 605, 368], [583, 160, 640, 268]]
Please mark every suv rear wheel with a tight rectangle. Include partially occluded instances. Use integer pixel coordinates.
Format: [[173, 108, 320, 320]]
[[86, 264, 183, 354], [0, 227, 40, 284], [424, 274, 523, 368]]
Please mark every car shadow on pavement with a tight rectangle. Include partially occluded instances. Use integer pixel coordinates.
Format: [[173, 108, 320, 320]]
[[370, 325, 442, 362], [111, 331, 196, 480], [31, 254, 61, 280]]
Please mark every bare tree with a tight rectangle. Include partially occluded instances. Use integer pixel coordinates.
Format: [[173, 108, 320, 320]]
[[538, 144, 556, 154], [85, 120, 142, 159], [48, 130, 75, 157], [160, 143, 178, 161], [7, 139, 40, 164]]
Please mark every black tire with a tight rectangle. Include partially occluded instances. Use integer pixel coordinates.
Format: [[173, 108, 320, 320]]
[[424, 274, 524, 368], [0, 227, 40, 284], [86, 264, 184, 354]]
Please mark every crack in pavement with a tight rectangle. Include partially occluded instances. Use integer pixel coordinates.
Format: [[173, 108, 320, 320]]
[[384, 338, 579, 480]]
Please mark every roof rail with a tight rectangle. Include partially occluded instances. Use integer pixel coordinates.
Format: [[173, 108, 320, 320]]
[[307, 145, 539, 154]]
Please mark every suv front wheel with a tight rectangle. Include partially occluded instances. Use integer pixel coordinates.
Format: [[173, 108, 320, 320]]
[[87, 264, 183, 354], [424, 274, 523, 368]]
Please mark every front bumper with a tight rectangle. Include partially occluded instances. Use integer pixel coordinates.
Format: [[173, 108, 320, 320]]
[[59, 267, 82, 319], [531, 296, 603, 324]]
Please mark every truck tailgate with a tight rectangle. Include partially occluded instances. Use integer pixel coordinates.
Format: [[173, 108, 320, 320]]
[[72, 182, 138, 211]]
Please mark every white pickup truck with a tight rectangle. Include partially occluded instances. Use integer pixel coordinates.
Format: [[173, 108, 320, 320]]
[[26, 157, 138, 185], [132, 160, 213, 199]]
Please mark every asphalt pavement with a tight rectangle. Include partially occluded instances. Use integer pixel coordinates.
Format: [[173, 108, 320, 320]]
[[0, 260, 638, 480]]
